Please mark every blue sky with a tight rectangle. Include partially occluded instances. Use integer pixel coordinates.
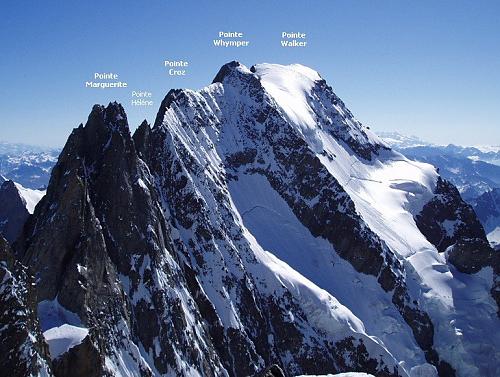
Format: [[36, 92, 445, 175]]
[[1, 0, 499, 147]]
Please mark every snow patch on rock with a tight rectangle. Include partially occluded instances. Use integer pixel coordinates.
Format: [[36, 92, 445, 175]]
[[43, 324, 88, 359]]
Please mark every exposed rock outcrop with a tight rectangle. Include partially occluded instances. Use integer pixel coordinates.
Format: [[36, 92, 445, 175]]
[[0, 236, 53, 377]]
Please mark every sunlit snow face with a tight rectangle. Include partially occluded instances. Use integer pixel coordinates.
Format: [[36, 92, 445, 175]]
[[252, 63, 320, 134]]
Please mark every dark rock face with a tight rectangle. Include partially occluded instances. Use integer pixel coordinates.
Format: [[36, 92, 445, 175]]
[[447, 238, 495, 274], [416, 178, 490, 254], [0, 180, 30, 243], [255, 364, 286, 377], [415, 177, 496, 274], [416, 177, 500, 318], [309, 78, 389, 161], [0, 236, 53, 377], [16, 103, 225, 376], [133, 120, 152, 163], [52, 336, 102, 377], [213, 60, 243, 84], [258, 124, 389, 277]]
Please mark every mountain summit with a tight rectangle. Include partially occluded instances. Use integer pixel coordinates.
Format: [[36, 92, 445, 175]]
[[2, 62, 498, 377]]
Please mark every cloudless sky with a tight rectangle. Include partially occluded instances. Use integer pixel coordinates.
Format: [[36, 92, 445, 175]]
[[1, 0, 499, 147]]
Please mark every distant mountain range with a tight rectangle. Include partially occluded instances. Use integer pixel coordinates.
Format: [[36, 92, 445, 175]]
[[0, 141, 59, 189], [377, 132, 500, 160], [377, 132, 500, 201]]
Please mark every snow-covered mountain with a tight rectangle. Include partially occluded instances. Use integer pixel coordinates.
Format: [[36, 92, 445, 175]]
[[1, 62, 498, 377], [144, 61, 497, 376], [376, 132, 430, 149], [0, 180, 45, 243], [0, 141, 59, 189], [378, 132, 500, 201]]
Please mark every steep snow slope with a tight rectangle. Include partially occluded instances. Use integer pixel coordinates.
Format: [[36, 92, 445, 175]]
[[147, 131, 404, 374], [229, 173, 429, 369], [229, 174, 426, 365], [13, 182, 45, 213], [257, 63, 381, 150], [150, 61, 498, 376], [0, 180, 45, 243]]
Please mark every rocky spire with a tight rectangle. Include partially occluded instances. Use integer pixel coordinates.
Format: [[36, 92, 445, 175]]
[[16, 102, 225, 376]]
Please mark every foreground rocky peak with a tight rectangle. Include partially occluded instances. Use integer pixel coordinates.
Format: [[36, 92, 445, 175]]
[[16, 102, 226, 376]]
